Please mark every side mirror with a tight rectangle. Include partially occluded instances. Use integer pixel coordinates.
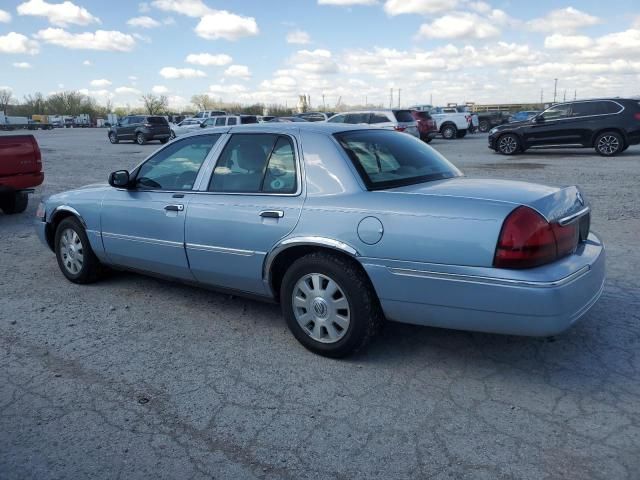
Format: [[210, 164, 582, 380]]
[[109, 170, 130, 188], [200, 122, 207, 128]]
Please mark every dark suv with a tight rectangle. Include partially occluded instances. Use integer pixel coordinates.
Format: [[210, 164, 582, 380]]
[[488, 98, 640, 156], [108, 115, 171, 145]]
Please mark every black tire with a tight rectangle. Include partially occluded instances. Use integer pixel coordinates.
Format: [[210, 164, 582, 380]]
[[136, 132, 146, 145], [0, 192, 28, 214], [108, 132, 119, 144], [280, 252, 383, 358], [441, 124, 457, 140], [170, 130, 176, 140], [594, 131, 623, 157], [423, 137, 432, 143], [54, 217, 102, 284], [160, 138, 169, 144], [496, 133, 521, 155], [456, 130, 467, 138], [478, 120, 490, 133]]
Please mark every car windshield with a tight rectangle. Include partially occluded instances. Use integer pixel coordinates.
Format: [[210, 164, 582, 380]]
[[335, 130, 461, 190]]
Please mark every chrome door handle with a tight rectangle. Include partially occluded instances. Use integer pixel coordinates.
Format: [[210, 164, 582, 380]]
[[164, 204, 184, 212], [259, 210, 284, 218]]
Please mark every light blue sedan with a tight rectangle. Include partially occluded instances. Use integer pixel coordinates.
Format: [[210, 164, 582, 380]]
[[36, 124, 605, 357]]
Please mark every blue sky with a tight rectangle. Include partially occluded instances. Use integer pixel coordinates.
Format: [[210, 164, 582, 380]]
[[1, 0, 639, 110]]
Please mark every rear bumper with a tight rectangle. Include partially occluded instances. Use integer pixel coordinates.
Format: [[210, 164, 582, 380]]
[[0, 172, 44, 191], [361, 233, 605, 336]]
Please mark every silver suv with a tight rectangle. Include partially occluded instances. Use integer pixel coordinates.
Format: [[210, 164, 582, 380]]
[[327, 110, 419, 137]]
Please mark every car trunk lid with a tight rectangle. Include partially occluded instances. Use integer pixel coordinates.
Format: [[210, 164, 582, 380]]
[[0, 135, 42, 177]]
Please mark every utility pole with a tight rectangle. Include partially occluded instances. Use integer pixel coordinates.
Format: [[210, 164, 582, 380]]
[[430, 93, 433, 106], [540, 88, 543, 105], [574, 90, 577, 100], [389, 88, 393, 109], [398, 88, 401, 108], [365, 95, 367, 106], [322, 94, 325, 111], [553, 78, 558, 104], [563, 90, 566, 102]]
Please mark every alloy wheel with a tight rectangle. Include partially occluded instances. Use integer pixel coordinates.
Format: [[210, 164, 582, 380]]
[[597, 135, 619, 155], [292, 273, 350, 344], [59, 228, 84, 275], [499, 135, 518, 154]]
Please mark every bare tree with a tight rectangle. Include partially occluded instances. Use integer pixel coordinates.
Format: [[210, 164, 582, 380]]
[[0, 89, 13, 114], [190, 94, 216, 111], [141, 93, 168, 115]]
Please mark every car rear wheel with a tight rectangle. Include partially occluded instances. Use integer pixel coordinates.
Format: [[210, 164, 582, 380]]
[[170, 130, 176, 140], [108, 132, 119, 144], [160, 138, 169, 144], [441, 124, 457, 140], [0, 192, 28, 214], [478, 120, 490, 132], [281, 252, 383, 358], [497, 133, 520, 155], [55, 217, 102, 284], [136, 133, 146, 145], [595, 131, 623, 156]]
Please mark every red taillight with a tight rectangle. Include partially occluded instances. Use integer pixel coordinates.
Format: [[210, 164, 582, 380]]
[[30, 136, 42, 167], [494, 206, 578, 269], [634, 112, 640, 121], [394, 126, 406, 132]]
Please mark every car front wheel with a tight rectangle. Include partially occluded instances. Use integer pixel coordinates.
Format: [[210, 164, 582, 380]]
[[441, 124, 457, 139], [595, 131, 623, 156], [281, 252, 383, 358], [55, 217, 102, 284], [136, 133, 146, 145], [108, 132, 119, 144], [478, 120, 490, 132], [497, 133, 520, 155]]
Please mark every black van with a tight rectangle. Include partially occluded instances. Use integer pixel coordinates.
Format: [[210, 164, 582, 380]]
[[488, 98, 640, 156]]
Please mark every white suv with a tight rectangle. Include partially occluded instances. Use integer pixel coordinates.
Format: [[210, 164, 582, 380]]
[[327, 110, 419, 138]]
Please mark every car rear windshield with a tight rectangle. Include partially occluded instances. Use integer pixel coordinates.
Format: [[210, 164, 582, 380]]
[[147, 116, 168, 125], [393, 110, 415, 122], [335, 130, 461, 190]]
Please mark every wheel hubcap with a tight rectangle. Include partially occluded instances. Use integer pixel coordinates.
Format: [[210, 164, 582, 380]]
[[598, 135, 619, 154], [60, 228, 84, 275], [292, 273, 350, 344], [499, 136, 517, 154]]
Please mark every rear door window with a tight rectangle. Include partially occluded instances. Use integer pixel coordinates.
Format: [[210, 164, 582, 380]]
[[393, 110, 415, 122], [227, 117, 238, 125], [345, 113, 370, 124], [215, 117, 226, 126], [241, 116, 257, 124], [327, 114, 346, 123], [147, 116, 168, 125], [602, 101, 623, 114], [570, 102, 604, 117], [369, 113, 390, 124]]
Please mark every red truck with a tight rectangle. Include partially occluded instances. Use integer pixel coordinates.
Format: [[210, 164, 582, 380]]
[[0, 135, 44, 214]]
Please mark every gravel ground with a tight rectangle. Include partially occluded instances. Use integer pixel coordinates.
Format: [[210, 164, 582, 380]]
[[1, 128, 639, 479]]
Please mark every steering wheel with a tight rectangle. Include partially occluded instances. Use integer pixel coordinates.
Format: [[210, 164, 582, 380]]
[[137, 177, 162, 189]]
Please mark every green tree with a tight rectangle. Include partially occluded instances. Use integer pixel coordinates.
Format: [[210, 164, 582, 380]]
[[141, 93, 169, 115]]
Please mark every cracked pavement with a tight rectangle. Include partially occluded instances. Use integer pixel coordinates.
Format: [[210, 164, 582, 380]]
[[1, 129, 639, 479]]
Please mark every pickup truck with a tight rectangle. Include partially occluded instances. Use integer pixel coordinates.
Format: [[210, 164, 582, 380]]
[[0, 135, 44, 214], [409, 105, 469, 139]]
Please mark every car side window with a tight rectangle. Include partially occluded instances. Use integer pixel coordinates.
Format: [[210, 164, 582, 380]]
[[602, 101, 622, 114], [135, 134, 220, 191], [369, 113, 390, 124], [345, 113, 370, 124], [215, 117, 226, 126], [227, 117, 237, 125], [327, 114, 346, 123], [208, 134, 297, 194], [570, 102, 604, 117], [541, 105, 571, 121], [119, 117, 129, 126]]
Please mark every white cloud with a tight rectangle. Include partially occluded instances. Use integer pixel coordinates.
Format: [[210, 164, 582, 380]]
[[78, 88, 113, 100], [152, 0, 212, 17], [467, 1, 491, 13], [90, 79, 112, 87], [159, 67, 206, 79], [17, 0, 99, 27], [291, 49, 338, 74], [0, 9, 12, 23], [115, 86, 141, 95], [416, 12, 500, 39], [384, 0, 453, 16], [152, 85, 169, 94], [13, 62, 32, 69], [129, 75, 138, 81], [185, 53, 233, 66], [224, 64, 251, 78], [318, 0, 378, 5], [139, 2, 151, 13], [544, 34, 593, 50], [34, 28, 136, 51], [0, 32, 40, 55], [286, 30, 311, 44], [195, 11, 259, 40], [82, 59, 92, 66], [127, 16, 161, 28], [527, 7, 600, 33]]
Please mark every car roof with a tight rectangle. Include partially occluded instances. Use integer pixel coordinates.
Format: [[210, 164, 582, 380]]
[[180, 122, 375, 139]]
